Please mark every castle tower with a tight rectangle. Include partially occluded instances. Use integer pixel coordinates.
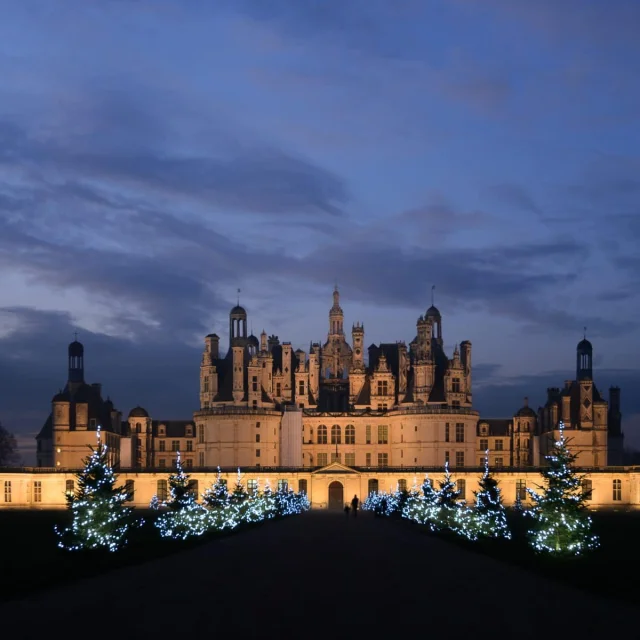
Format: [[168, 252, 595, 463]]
[[229, 304, 248, 348], [577, 334, 593, 380], [352, 322, 364, 371], [68, 338, 84, 386], [200, 334, 219, 409], [329, 285, 344, 336], [425, 305, 442, 344]]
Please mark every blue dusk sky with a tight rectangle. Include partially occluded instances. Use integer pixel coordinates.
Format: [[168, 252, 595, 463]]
[[1, 1, 639, 463]]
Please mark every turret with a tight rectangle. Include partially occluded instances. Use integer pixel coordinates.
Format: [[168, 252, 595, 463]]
[[68, 339, 84, 385], [329, 286, 344, 336], [576, 335, 593, 380]]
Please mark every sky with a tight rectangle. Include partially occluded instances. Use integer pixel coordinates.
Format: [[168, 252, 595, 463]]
[[1, 0, 639, 464]]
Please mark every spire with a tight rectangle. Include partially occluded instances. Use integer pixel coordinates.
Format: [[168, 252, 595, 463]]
[[431, 284, 435, 307]]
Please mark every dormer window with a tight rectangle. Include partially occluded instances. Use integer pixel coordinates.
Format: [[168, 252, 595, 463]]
[[480, 424, 488, 436], [159, 425, 166, 437], [186, 425, 193, 437]]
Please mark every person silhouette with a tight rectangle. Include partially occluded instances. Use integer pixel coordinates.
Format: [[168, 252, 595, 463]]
[[351, 494, 359, 517]]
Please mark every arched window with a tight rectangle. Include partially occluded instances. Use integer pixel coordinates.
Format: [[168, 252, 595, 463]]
[[298, 479, 308, 494], [331, 425, 341, 445], [368, 479, 378, 495], [345, 425, 355, 444], [157, 480, 168, 502], [317, 425, 327, 444]]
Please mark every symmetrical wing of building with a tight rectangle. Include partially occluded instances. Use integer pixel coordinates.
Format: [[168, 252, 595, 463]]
[[1, 289, 631, 510]]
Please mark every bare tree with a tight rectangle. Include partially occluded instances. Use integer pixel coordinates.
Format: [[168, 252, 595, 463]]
[[0, 422, 20, 466]]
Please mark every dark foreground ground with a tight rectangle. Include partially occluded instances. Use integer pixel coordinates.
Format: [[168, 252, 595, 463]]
[[1, 510, 637, 639]]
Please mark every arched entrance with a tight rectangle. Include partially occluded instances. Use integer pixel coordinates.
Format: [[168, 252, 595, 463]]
[[328, 481, 344, 510]]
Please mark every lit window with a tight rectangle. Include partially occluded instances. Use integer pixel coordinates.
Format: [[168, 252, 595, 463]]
[[345, 425, 355, 444], [613, 479, 622, 501]]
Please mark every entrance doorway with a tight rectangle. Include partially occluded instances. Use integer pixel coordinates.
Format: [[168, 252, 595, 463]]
[[328, 481, 344, 510]]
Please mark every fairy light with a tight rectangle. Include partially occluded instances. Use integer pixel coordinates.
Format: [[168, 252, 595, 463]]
[[55, 427, 134, 552], [526, 421, 599, 555], [471, 451, 511, 540]]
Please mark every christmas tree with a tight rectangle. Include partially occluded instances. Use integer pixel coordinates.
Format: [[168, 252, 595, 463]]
[[231, 468, 248, 503], [155, 453, 208, 539], [165, 453, 196, 511], [473, 454, 511, 539], [56, 429, 133, 552], [527, 422, 599, 555], [202, 467, 230, 509], [435, 463, 462, 530]]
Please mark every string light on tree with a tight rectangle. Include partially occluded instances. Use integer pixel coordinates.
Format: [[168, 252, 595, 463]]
[[526, 421, 599, 556], [55, 427, 133, 552], [472, 451, 511, 540]]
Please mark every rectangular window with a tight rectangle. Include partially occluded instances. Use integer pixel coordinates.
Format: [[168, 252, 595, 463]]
[[378, 425, 388, 445], [455, 451, 465, 467], [330, 453, 341, 463], [452, 378, 461, 393], [366, 453, 372, 466], [186, 440, 193, 452], [479, 438, 488, 451], [495, 457, 503, 467], [317, 453, 328, 466], [256, 421, 261, 428], [451, 400, 460, 408], [516, 480, 527, 501], [458, 479, 466, 500], [276, 383, 282, 396], [198, 452, 204, 467], [157, 479, 168, 502], [198, 425, 204, 444], [298, 479, 308, 494], [159, 459, 166, 468], [256, 434, 261, 443], [65, 479, 74, 495], [252, 376, 258, 392], [159, 440, 166, 452], [366, 425, 371, 444], [33, 481, 42, 503], [247, 479, 258, 493], [125, 479, 134, 500], [495, 440, 504, 451], [204, 377, 210, 393], [378, 453, 389, 468], [345, 453, 355, 466], [171, 440, 179, 452], [185, 459, 193, 469], [455, 423, 464, 443], [256, 449, 261, 458], [3, 481, 11, 503], [377, 380, 388, 395], [398, 479, 407, 492], [445, 451, 450, 465], [445, 423, 450, 442], [613, 479, 622, 501], [278, 480, 288, 491], [299, 381, 304, 396], [187, 479, 198, 497], [581, 479, 593, 500]]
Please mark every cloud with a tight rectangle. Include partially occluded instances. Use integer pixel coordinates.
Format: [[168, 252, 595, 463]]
[[485, 184, 541, 216]]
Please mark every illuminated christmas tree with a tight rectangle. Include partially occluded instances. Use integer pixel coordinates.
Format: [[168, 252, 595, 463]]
[[231, 468, 248, 503], [166, 453, 196, 511], [473, 454, 511, 539], [435, 463, 462, 530], [526, 422, 599, 555], [202, 467, 229, 508], [155, 453, 208, 539], [56, 429, 133, 552]]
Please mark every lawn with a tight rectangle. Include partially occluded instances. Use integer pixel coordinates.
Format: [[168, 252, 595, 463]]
[[408, 509, 640, 605], [0, 509, 236, 603]]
